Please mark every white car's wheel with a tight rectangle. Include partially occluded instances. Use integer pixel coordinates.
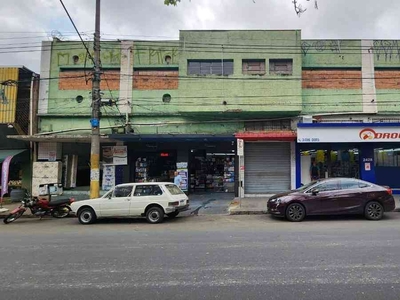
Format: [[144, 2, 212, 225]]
[[78, 207, 97, 225], [146, 206, 164, 224]]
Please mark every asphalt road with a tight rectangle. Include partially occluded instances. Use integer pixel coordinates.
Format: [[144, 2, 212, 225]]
[[1, 213, 400, 300]]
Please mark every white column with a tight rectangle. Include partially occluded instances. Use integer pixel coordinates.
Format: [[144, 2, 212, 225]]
[[119, 41, 134, 114], [361, 40, 377, 114], [290, 141, 296, 189], [237, 139, 245, 198], [38, 41, 52, 114]]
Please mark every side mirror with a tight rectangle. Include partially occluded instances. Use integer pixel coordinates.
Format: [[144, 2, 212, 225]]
[[311, 189, 319, 196]]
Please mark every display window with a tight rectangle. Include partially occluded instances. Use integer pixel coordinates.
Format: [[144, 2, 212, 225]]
[[189, 152, 235, 193]]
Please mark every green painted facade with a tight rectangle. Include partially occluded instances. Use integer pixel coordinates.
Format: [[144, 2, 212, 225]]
[[302, 40, 363, 115], [39, 33, 400, 136], [41, 31, 302, 135], [373, 40, 400, 114]]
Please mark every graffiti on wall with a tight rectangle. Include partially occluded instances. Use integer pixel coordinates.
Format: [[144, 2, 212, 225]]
[[57, 48, 121, 66], [373, 40, 400, 62], [301, 40, 342, 56], [134, 46, 179, 65]]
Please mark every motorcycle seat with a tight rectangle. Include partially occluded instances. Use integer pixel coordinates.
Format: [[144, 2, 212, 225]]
[[49, 198, 71, 206]]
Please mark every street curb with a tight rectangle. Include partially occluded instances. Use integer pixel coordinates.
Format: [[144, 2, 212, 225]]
[[230, 210, 268, 215], [228, 201, 268, 215]]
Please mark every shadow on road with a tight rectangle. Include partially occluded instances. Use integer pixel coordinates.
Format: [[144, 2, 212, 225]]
[[268, 213, 396, 222], [68, 215, 195, 226]]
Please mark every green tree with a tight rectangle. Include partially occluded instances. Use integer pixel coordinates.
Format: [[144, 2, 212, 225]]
[[164, 0, 181, 5], [164, 0, 318, 15]]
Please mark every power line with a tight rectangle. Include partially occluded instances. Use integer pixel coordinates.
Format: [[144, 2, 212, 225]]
[[59, 0, 96, 65]]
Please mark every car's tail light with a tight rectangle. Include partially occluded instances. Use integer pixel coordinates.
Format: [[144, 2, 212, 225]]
[[387, 188, 393, 195], [383, 186, 393, 195], [168, 201, 179, 206], [70, 198, 75, 203]]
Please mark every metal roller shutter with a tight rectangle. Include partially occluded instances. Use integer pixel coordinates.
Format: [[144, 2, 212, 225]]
[[244, 142, 291, 194]]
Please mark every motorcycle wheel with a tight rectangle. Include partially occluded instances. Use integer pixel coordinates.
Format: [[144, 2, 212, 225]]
[[3, 210, 25, 224], [51, 206, 71, 218]]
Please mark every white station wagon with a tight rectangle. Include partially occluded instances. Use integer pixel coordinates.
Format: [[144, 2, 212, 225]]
[[71, 182, 189, 224]]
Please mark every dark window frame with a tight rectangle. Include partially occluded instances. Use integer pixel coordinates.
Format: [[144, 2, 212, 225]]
[[133, 185, 164, 197], [269, 59, 293, 75], [113, 185, 134, 198], [187, 59, 234, 76], [242, 59, 266, 75]]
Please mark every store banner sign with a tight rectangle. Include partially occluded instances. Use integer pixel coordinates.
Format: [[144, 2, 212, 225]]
[[113, 146, 128, 165], [102, 165, 115, 191], [1, 156, 13, 200], [176, 162, 188, 192], [237, 139, 244, 156], [102, 146, 128, 165], [298, 127, 400, 143]]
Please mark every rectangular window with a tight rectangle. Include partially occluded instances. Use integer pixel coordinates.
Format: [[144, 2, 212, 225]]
[[242, 59, 265, 75], [133, 185, 163, 197], [269, 59, 293, 75], [188, 60, 233, 76], [165, 184, 185, 195], [113, 186, 134, 198]]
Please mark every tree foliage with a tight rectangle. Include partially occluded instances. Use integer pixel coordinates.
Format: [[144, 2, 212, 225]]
[[164, 0, 318, 16], [164, 0, 181, 6]]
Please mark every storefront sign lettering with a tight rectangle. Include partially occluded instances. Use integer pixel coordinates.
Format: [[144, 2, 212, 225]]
[[298, 126, 400, 143], [102, 146, 128, 165], [360, 128, 400, 141]]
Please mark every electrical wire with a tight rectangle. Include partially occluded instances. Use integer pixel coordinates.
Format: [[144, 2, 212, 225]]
[[59, 0, 96, 65]]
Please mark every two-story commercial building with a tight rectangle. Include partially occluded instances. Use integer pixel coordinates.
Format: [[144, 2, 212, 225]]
[[10, 30, 301, 196]]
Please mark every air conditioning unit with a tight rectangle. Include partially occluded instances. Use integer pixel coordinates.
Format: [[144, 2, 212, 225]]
[[301, 116, 313, 124]]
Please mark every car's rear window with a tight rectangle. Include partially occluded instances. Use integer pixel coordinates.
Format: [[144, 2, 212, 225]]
[[165, 184, 185, 195]]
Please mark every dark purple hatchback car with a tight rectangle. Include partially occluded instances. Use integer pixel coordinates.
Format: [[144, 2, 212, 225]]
[[267, 178, 395, 222]]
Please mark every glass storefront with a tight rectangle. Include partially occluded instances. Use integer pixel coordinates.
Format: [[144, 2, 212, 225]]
[[300, 148, 359, 185]]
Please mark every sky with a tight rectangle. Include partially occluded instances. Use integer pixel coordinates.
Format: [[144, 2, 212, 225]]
[[1, 0, 400, 73]]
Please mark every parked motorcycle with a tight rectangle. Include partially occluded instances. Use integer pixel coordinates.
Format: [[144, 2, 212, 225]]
[[3, 195, 74, 224]]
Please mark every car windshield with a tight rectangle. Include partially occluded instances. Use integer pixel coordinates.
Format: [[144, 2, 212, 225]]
[[102, 188, 113, 198], [295, 181, 320, 192], [165, 184, 185, 195]]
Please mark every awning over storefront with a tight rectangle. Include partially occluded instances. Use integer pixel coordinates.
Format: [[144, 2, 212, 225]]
[[0, 149, 26, 163], [235, 131, 296, 141], [109, 134, 236, 142], [7, 135, 117, 143]]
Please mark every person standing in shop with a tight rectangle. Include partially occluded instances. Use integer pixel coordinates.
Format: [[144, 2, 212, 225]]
[[310, 160, 320, 181], [174, 171, 182, 187]]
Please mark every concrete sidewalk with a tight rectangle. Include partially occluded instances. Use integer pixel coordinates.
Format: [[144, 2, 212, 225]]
[[229, 195, 400, 215]]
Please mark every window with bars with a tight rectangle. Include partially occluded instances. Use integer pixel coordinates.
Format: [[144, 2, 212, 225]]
[[242, 59, 266, 75], [188, 60, 234, 76], [269, 59, 293, 75]]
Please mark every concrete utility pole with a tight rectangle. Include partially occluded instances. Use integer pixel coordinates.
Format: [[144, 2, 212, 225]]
[[90, 0, 101, 199]]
